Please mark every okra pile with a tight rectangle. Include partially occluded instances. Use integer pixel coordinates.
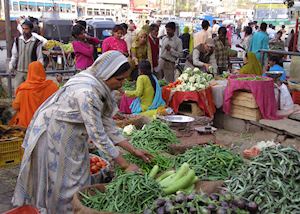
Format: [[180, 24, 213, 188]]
[[130, 120, 179, 153], [174, 144, 244, 180], [226, 146, 300, 214], [80, 173, 163, 213]]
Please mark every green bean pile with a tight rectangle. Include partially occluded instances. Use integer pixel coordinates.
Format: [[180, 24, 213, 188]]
[[122, 79, 136, 91], [226, 146, 300, 214], [115, 152, 174, 176], [174, 144, 244, 180], [80, 173, 163, 213], [130, 120, 179, 153]]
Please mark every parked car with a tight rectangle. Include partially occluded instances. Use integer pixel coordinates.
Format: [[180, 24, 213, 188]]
[[86, 20, 115, 55]]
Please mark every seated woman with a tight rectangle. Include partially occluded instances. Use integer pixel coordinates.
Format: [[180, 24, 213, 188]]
[[125, 60, 165, 117], [9, 61, 59, 127], [237, 52, 263, 75], [263, 55, 287, 81]]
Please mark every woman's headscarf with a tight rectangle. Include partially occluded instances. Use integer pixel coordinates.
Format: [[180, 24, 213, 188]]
[[240, 52, 263, 75], [87, 50, 128, 80], [9, 61, 58, 127], [132, 30, 148, 49], [183, 26, 189, 34]]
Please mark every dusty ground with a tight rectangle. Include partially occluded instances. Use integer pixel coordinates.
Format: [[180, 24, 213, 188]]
[[0, 129, 299, 212]]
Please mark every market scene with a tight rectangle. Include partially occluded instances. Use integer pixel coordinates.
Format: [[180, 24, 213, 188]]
[[0, 0, 300, 213]]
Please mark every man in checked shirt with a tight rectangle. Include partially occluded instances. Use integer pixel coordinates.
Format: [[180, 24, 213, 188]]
[[213, 26, 230, 75]]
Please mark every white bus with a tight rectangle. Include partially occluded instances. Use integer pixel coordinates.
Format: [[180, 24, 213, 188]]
[[0, 0, 78, 20]]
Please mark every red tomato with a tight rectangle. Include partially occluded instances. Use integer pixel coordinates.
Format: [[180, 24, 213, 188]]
[[90, 156, 98, 164], [91, 165, 98, 174], [96, 162, 102, 168]]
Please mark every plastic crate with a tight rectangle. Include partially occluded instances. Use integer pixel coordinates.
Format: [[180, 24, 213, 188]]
[[292, 91, 300, 105], [3, 205, 39, 214], [0, 138, 23, 168]]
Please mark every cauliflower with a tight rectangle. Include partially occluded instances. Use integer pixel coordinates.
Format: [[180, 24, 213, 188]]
[[189, 86, 196, 91], [188, 76, 196, 83], [123, 124, 135, 136], [181, 73, 189, 81], [193, 67, 200, 73]]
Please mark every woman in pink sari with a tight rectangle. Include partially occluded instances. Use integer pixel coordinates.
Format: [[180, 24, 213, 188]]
[[102, 25, 129, 57]]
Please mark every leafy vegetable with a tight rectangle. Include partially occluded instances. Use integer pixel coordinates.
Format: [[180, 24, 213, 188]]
[[236, 76, 268, 81], [122, 79, 136, 91], [226, 146, 300, 214], [174, 144, 244, 180]]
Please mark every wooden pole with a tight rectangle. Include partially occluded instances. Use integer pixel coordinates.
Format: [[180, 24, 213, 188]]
[[293, 16, 298, 52], [4, 0, 12, 58]]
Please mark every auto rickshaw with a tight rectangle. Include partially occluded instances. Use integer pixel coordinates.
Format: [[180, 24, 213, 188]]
[[86, 20, 115, 55]]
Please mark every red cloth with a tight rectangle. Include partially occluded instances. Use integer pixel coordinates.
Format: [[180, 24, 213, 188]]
[[119, 94, 135, 114], [162, 86, 216, 118], [223, 74, 281, 120], [148, 36, 159, 68]]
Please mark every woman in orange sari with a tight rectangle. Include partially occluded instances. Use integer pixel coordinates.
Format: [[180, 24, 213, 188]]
[[9, 61, 59, 127]]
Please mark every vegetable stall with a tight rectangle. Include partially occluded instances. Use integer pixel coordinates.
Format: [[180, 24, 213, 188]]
[[73, 114, 300, 213]]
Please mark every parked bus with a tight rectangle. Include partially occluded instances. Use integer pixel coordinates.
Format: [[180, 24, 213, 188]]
[[0, 0, 78, 20]]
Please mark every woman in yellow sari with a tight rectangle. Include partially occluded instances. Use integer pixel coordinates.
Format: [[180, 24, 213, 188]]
[[130, 30, 149, 80], [238, 52, 263, 75]]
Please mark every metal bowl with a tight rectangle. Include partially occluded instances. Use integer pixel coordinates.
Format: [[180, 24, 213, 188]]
[[158, 115, 195, 123], [265, 71, 283, 79]]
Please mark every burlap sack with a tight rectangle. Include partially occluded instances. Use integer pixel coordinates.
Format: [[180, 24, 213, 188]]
[[168, 133, 216, 155], [72, 184, 114, 214], [195, 180, 224, 195], [115, 115, 150, 129]]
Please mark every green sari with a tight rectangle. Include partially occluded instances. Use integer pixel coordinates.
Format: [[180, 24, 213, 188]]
[[240, 52, 263, 75]]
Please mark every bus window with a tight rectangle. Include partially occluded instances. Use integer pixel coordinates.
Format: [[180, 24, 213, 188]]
[[20, 1, 28, 11], [94, 8, 100, 15], [45, 3, 53, 12], [71, 5, 76, 13], [87, 8, 93, 15], [106, 9, 110, 16], [28, 2, 37, 12], [12, 1, 19, 11], [100, 9, 105, 15]]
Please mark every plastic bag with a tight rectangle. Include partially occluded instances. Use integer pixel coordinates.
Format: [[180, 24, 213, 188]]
[[279, 84, 294, 110]]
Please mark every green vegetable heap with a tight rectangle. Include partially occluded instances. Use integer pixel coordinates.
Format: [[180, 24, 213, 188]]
[[235, 76, 267, 81], [80, 173, 163, 213], [122, 79, 136, 91], [130, 120, 179, 153], [174, 144, 244, 180], [226, 146, 300, 214]]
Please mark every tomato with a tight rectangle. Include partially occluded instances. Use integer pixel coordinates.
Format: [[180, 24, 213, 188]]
[[90, 165, 98, 174], [90, 156, 98, 164], [96, 162, 102, 168]]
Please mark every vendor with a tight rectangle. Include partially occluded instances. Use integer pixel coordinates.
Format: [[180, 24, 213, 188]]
[[125, 60, 165, 116], [189, 38, 215, 72], [9, 61, 58, 128], [263, 55, 287, 81], [236, 52, 263, 75], [12, 51, 152, 213]]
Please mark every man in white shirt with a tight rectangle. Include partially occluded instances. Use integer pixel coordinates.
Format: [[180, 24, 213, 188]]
[[16, 18, 48, 46], [158, 22, 183, 83], [9, 20, 43, 91], [267, 24, 276, 39], [193, 20, 212, 48], [212, 20, 219, 37]]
